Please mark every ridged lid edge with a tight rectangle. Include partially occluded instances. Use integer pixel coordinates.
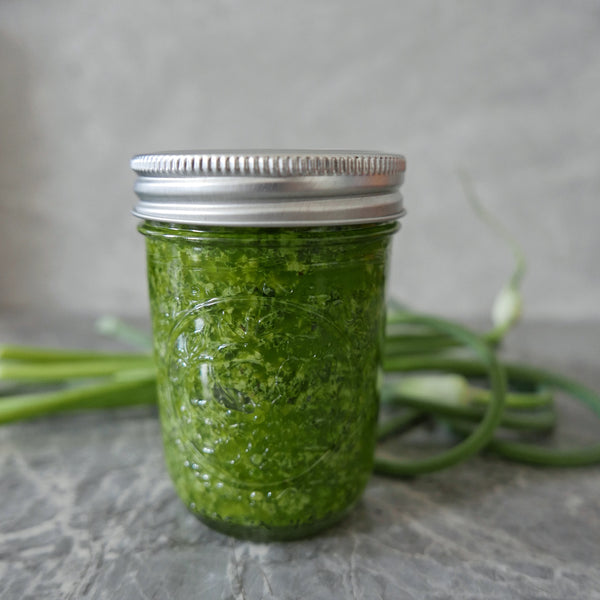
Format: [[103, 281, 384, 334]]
[[131, 151, 406, 178]]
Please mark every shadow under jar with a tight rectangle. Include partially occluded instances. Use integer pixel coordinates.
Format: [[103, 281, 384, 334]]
[[131, 150, 406, 541]]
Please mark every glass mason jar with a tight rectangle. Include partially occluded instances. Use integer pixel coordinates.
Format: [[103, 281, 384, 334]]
[[131, 151, 406, 541]]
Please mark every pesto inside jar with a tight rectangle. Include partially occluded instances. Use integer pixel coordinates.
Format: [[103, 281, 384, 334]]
[[140, 221, 397, 541]]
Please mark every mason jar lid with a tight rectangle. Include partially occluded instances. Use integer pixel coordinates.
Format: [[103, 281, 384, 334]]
[[131, 150, 406, 227]]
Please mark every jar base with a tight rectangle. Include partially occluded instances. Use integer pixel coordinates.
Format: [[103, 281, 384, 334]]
[[194, 509, 351, 542]]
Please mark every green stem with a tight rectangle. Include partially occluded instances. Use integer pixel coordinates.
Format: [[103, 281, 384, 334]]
[[457, 169, 526, 345], [95, 316, 153, 350], [0, 358, 154, 382], [377, 409, 428, 441], [0, 344, 151, 363], [374, 312, 506, 477], [382, 390, 555, 432], [383, 355, 600, 467], [467, 387, 553, 410], [384, 335, 460, 356], [0, 372, 157, 424]]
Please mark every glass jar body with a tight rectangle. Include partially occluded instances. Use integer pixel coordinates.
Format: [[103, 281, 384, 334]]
[[140, 221, 397, 541]]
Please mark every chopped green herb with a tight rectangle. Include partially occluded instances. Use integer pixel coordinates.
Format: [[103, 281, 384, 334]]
[[140, 221, 396, 540]]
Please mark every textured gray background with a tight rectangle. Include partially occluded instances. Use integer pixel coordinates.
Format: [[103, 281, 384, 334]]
[[1, 0, 599, 321]]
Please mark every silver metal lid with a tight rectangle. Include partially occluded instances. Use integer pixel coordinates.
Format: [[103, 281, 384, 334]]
[[131, 150, 406, 227]]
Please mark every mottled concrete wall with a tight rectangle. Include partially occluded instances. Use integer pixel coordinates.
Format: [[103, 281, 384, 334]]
[[1, 0, 599, 320]]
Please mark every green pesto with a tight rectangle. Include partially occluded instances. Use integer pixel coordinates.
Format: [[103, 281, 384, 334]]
[[140, 221, 397, 541]]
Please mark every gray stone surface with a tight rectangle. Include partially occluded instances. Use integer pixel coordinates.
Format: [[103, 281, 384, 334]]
[[1, 313, 599, 599], [1, 0, 599, 321]]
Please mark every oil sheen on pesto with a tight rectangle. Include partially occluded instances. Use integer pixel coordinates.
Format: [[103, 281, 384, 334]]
[[140, 221, 396, 541]]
